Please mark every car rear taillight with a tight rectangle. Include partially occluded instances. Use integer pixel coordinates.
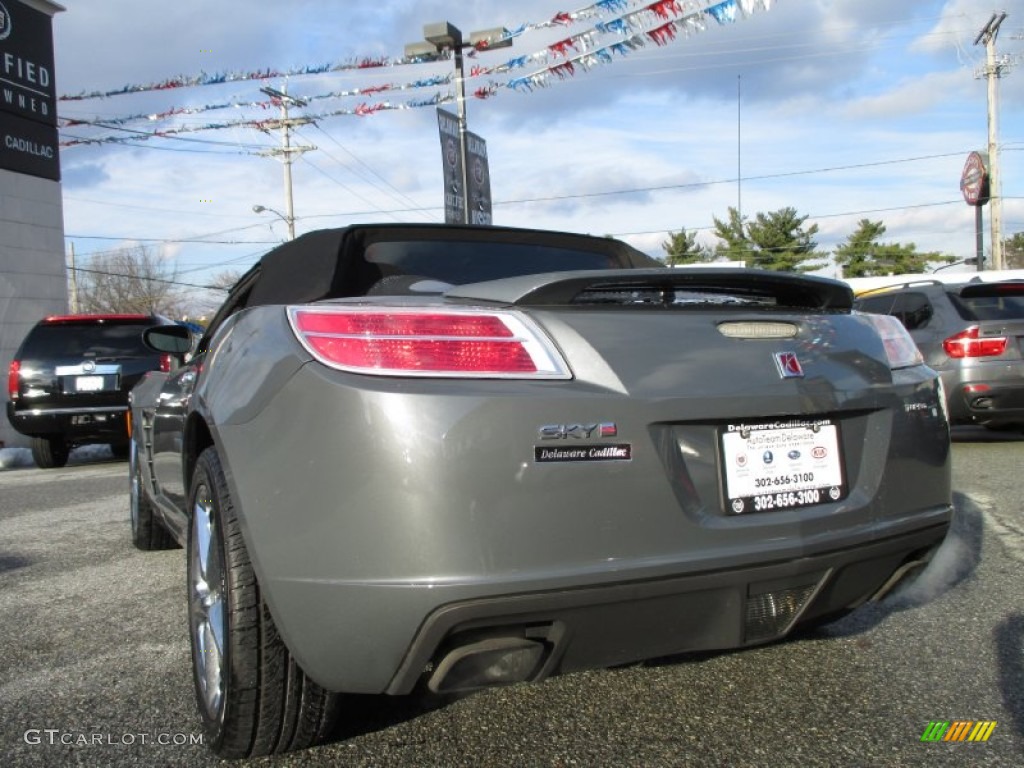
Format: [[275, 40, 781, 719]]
[[862, 313, 923, 369], [7, 360, 20, 400], [159, 354, 172, 373], [943, 326, 1007, 358], [288, 306, 572, 379]]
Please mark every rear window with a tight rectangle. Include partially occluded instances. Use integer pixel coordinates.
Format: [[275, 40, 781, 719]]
[[20, 322, 156, 359], [949, 285, 1024, 322], [364, 240, 624, 285], [892, 292, 933, 330], [854, 295, 896, 315]]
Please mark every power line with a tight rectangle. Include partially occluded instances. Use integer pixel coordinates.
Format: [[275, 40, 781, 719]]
[[280, 150, 977, 221], [64, 235, 277, 244], [63, 195, 269, 220], [611, 200, 966, 238], [306, 123, 437, 222], [59, 265, 226, 292]]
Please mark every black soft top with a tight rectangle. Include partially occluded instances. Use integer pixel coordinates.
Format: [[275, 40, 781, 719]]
[[243, 223, 657, 307]]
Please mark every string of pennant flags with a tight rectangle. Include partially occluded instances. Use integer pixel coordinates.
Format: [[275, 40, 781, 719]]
[[60, 75, 454, 130], [59, 0, 773, 148], [59, 0, 758, 102]]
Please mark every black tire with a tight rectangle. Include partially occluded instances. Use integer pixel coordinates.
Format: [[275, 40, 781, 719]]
[[187, 447, 338, 758], [129, 437, 175, 551], [110, 442, 130, 460], [31, 436, 69, 469]]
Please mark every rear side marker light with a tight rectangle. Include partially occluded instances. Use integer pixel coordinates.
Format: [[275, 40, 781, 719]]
[[159, 354, 172, 373], [288, 306, 572, 379], [7, 360, 20, 400], [943, 326, 1007, 359], [861, 314, 923, 369]]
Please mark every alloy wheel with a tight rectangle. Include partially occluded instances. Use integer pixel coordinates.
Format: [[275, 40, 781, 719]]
[[128, 438, 140, 537], [189, 486, 226, 722]]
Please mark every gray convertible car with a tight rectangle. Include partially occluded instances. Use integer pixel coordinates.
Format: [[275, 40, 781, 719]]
[[129, 224, 952, 758]]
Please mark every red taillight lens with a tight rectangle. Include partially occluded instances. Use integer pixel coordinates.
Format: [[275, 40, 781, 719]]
[[159, 354, 172, 373], [288, 307, 571, 379], [943, 326, 1007, 358], [861, 314, 922, 369], [7, 360, 20, 400], [295, 311, 514, 339]]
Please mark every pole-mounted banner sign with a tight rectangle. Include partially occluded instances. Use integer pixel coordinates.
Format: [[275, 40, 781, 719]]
[[960, 151, 989, 207], [436, 108, 492, 225], [465, 131, 492, 226], [437, 108, 462, 224]]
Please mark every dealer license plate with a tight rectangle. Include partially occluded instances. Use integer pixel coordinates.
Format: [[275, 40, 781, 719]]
[[720, 420, 846, 514], [75, 375, 105, 392]]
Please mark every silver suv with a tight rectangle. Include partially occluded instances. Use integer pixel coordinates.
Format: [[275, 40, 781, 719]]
[[855, 279, 1024, 430]]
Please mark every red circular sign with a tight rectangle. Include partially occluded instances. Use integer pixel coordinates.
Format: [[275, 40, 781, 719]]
[[960, 151, 989, 206]]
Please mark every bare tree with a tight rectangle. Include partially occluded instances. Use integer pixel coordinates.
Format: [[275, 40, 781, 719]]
[[76, 246, 185, 317], [209, 269, 243, 291], [180, 269, 241, 320]]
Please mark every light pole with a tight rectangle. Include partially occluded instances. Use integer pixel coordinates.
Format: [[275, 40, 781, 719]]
[[406, 22, 511, 224], [252, 204, 293, 240]]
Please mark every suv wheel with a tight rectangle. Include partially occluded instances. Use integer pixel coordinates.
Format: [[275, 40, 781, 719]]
[[188, 447, 338, 757], [31, 436, 69, 469]]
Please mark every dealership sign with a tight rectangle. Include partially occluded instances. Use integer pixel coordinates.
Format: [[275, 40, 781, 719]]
[[0, 0, 60, 180], [959, 151, 989, 207]]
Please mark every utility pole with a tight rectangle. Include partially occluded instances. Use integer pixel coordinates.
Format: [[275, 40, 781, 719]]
[[975, 11, 1010, 270], [258, 84, 315, 240]]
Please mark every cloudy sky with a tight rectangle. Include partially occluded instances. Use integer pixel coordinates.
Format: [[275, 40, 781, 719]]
[[52, 0, 1024, 307]]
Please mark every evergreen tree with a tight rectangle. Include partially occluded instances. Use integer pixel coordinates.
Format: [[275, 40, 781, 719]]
[[712, 206, 825, 272], [834, 219, 954, 277], [711, 208, 751, 263], [661, 228, 713, 265]]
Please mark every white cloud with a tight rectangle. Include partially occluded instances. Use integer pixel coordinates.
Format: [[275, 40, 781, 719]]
[[50, 0, 1024, 284], [839, 69, 971, 120]]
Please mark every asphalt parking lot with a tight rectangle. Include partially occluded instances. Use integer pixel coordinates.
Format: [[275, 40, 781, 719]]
[[0, 431, 1022, 767]]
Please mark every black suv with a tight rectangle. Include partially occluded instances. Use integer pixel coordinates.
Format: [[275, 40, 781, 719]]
[[854, 279, 1024, 430], [6, 314, 175, 468]]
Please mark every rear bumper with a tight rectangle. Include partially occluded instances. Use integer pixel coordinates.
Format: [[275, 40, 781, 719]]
[[261, 514, 950, 694], [6, 403, 128, 443], [944, 376, 1024, 426]]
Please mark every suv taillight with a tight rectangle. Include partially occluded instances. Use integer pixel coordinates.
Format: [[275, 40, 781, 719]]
[[943, 326, 1007, 359], [287, 306, 571, 379], [7, 360, 20, 400]]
